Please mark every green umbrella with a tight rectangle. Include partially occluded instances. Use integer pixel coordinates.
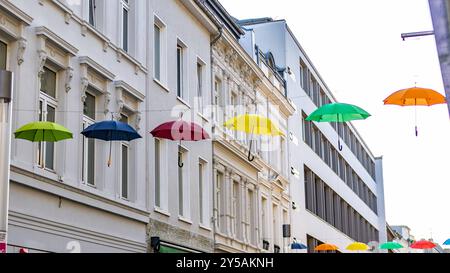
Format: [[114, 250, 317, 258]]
[[14, 121, 73, 142], [305, 103, 371, 151], [379, 241, 404, 250]]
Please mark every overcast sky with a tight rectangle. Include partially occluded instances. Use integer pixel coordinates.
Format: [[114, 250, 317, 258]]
[[221, 0, 450, 246]]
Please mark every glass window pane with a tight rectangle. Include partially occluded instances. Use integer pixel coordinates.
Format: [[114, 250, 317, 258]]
[[178, 149, 183, 215], [0, 41, 7, 70], [120, 114, 128, 124], [154, 25, 161, 80], [199, 162, 203, 223], [89, 0, 96, 26], [122, 8, 128, 52], [122, 145, 128, 198], [177, 46, 183, 98], [83, 93, 96, 120], [41, 67, 56, 98], [155, 139, 160, 207], [87, 137, 95, 185]]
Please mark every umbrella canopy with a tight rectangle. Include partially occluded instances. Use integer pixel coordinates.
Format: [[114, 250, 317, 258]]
[[306, 103, 371, 123], [14, 121, 73, 142], [410, 240, 436, 249], [150, 120, 210, 167], [346, 242, 369, 251], [291, 242, 307, 250], [383, 87, 446, 136], [444, 239, 450, 245], [81, 120, 141, 141], [383, 87, 446, 106], [314, 243, 339, 251], [224, 114, 284, 161], [306, 103, 371, 150], [379, 241, 404, 250], [150, 120, 210, 141], [223, 114, 284, 136], [81, 120, 142, 167]]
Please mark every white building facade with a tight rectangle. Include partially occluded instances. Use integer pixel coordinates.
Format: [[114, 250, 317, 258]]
[[203, 0, 295, 253], [239, 18, 388, 253], [2, 0, 217, 253]]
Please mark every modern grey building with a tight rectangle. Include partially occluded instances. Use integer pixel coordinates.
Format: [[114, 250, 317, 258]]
[[238, 17, 388, 252]]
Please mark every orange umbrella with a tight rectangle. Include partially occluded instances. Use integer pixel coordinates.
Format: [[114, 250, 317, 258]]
[[383, 87, 447, 136], [314, 243, 339, 252]]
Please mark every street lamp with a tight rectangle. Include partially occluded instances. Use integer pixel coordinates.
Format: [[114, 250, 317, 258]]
[[0, 70, 13, 253]]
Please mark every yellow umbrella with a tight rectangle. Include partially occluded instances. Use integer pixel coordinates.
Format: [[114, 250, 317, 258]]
[[346, 242, 369, 252], [224, 114, 284, 161]]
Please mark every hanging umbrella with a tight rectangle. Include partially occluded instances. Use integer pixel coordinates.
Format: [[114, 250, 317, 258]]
[[150, 120, 210, 167], [81, 120, 141, 167], [291, 242, 307, 250], [443, 239, 450, 246], [383, 87, 446, 136], [306, 103, 371, 151], [14, 121, 73, 142], [223, 114, 284, 161], [346, 242, 369, 251], [314, 243, 339, 252], [379, 241, 404, 250], [410, 240, 436, 250]]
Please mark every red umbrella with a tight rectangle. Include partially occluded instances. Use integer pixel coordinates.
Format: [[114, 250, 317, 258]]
[[150, 120, 210, 167], [410, 240, 436, 250]]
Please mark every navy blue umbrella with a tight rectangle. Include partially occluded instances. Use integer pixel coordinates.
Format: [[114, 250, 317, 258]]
[[81, 120, 142, 167], [291, 242, 307, 250]]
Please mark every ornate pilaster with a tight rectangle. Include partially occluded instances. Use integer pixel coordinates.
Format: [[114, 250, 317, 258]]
[[17, 38, 27, 65]]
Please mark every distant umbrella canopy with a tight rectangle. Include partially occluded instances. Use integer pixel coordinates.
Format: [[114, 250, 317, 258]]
[[14, 121, 73, 142], [383, 87, 446, 106], [443, 239, 450, 245], [346, 242, 369, 251], [291, 242, 307, 250], [379, 241, 404, 250], [223, 114, 284, 136], [314, 243, 339, 251], [410, 240, 436, 250]]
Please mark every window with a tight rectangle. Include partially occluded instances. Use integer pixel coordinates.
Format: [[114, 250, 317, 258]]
[[216, 171, 226, 233], [154, 24, 161, 81], [38, 67, 57, 170], [0, 41, 6, 70], [272, 203, 279, 247], [154, 138, 161, 207], [178, 147, 184, 216], [88, 0, 97, 26], [230, 92, 238, 139], [248, 189, 256, 245], [214, 78, 222, 123], [232, 181, 241, 239], [82, 92, 96, 186], [121, 144, 129, 199], [261, 197, 268, 242], [121, 0, 129, 52], [300, 60, 309, 95], [120, 114, 129, 199], [197, 62, 204, 113], [176, 44, 184, 99], [198, 160, 205, 225]]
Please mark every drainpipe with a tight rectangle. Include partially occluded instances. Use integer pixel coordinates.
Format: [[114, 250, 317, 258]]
[[0, 70, 14, 253], [210, 25, 223, 253]]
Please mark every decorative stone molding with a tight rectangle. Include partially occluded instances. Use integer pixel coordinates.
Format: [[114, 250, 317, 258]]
[[17, 38, 27, 65], [80, 77, 89, 102], [37, 50, 47, 78], [104, 92, 111, 115], [65, 66, 73, 93]]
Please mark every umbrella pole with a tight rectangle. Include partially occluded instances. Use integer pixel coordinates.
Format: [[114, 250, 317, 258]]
[[337, 114, 343, 151], [107, 141, 112, 167], [415, 102, 418, 137], [248, 125, 255, 162], [178, 140, 184, 168]]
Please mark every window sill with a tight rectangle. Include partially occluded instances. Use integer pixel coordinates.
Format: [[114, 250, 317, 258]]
[[177, 96, 191, 109], [154, 206, 171, 217], [199, 224, 212, 232], [197, 112, 210, 123], [153, 78, 170, 93], [178, 215, 193, 225]]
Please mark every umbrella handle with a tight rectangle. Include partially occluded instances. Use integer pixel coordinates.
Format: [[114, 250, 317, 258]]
[[338, 139, 343, 151], [178, 151, 184, 168], [248, 139, 255, 162], [415, 126, 418, 137], [107, 141, 112, 167]]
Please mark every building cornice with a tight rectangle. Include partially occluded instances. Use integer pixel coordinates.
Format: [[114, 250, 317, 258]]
[[0, 0, 33, 25]]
